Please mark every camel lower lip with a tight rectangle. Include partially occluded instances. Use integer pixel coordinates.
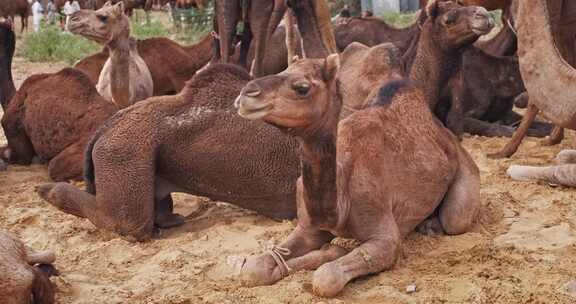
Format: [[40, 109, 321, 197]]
[[238, 104, 273, 120]]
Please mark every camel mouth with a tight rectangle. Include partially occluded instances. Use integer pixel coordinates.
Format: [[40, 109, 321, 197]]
[[237, 98, 274, 121], [470, 20, 494, 35]]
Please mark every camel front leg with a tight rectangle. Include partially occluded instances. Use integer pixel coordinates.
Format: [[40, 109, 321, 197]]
[[507, 164, 576, 187], [237, 225, 333, 287], [541, 126, 564, 146], [488, 103, 539, 159], [312, 219, 401, 298]]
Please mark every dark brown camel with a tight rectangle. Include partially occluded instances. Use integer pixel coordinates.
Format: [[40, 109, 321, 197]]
[[0, 0, 30, 33], [234, 55, 479, 297], [37, 64, 301, 241], [74, 33, 214, 95], [0, 230, 59, 304], [0, 21, 15, 110]]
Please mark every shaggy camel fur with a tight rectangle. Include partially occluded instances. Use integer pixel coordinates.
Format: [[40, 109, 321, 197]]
[[34, 42, 407, 241], [234, 54, 480, 297], [0, 230, 58, 304], [490, 0, 576, 158], [75, 33, 213, 95], [68, 1, 153, 108], [1, 68, 117, 181], [508, 150, 576, 187], [37, 64, 301, 241]]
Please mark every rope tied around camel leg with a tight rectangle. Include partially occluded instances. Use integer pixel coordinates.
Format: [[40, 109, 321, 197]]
[[264, 243, 292, 277]]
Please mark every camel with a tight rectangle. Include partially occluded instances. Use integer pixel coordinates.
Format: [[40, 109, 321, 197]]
[[0, 20, 15, 110], [233, 53, 479, 299], [68, 1, 153, 109], [489, 0, 576, 158], [0, 0, 30, 33], [37, 64, 301, 241], [74, 33, 213, 95], [507, 150, 576, 187], [0, 230, 59, 304], [33, 42, 404, 241], [213, 0, 336, 77]]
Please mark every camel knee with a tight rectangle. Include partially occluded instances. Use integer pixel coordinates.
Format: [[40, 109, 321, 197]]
[[555, 150, 576, 165], [440, 212, 473, 235], [312, 262, 348, 298]]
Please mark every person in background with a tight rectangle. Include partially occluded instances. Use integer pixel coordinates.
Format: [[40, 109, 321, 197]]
[[31, 0, 44, 32], [46, 0, 58, 25], [63, 0, 81, 31]]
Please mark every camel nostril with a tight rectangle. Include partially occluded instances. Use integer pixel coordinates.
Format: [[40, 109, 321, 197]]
[[243, 83, 262, 97]]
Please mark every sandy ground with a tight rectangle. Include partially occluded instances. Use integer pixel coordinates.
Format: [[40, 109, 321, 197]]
[[1, 16, 576, 304]]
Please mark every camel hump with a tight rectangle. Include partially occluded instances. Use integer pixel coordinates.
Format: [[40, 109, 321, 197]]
[[373, 79, 413, 107]]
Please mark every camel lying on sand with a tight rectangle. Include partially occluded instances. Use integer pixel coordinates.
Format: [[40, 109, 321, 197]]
[[234, 53, 480, 298], [508, 150, 576, 187], [0, 230, 59, 304], [68, 1, 153, 108]]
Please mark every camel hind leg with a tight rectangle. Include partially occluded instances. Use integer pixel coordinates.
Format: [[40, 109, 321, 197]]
[[47, 141, 86, 182], [438, 147, 481, 235]]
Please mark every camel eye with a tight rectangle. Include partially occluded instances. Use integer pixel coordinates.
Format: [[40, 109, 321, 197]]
[[292, 81, 310, 96], [98, 15, 108, 22], [442, 12, 458, 25]]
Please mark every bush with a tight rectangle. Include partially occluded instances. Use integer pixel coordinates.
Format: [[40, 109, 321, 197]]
[[381, 11, 418, 28], [20, 25, 100, 65], [131, 19, 170, 40]]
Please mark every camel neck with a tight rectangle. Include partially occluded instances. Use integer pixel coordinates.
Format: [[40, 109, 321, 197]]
[[409, 24, 461, 110], [184, 34, 214, 70], [107, 35, 131, 108], [296, 84, 341, 228]]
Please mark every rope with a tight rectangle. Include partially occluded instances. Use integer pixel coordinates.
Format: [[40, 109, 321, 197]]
[[264, 244, 292, 277]]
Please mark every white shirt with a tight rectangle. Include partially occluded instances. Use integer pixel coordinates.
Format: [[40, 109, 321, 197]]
[[31, 2, 43, 16], [63, 1, 80, 16]]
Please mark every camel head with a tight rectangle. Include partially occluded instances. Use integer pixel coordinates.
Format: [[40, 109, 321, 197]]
[[425, 0, 494, 50], [236, 55, 340, 132], [68, 1, 130, 44]]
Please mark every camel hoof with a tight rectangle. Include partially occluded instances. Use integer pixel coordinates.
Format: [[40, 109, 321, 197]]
[[313, 262, 347, 298], [416, 217, 445, 236], [155, 213, 186, 229], [36, 183, 57, 200], [234, 255, 280, 287]]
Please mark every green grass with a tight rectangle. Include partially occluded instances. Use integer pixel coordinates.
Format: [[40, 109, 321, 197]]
[[20, 25, 100, 65], [381, 11, 418, 28], [131, 19, 170, 40]]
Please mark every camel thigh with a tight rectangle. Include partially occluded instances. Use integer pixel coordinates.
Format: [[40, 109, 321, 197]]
[[439, 150, 480, 235], [312, 225, 401, 298], [47, 142, 86, 182]]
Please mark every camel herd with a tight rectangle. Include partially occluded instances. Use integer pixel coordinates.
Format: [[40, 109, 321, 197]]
[[0, 0, 575, 301]]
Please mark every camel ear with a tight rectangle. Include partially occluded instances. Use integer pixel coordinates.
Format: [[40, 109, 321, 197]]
[[426, 0, 440, 20], [103, 1, 113, 8], [323, 53, 340, 82], [112, 1, 125, 17]]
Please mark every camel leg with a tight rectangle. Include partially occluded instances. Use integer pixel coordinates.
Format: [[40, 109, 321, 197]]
[[36, 182, 93, 218], [541, 126, 564, 146], [238, 225, 333, 287], [47, 141, 86, 182], [488, 103, 539, 159], [312, 219, 400, 298], [438, 147, 480, 235], [507, 164, 576, 187], [463, 117, 515, 137], [284, 244, 349, 272]]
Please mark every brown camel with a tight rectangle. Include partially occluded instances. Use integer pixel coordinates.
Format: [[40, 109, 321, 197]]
[[68, 1, 153, 108], [36, 64, 301, 241], [33, 42, 404, 241], [490, 0, 576, 158], [0, 230, 59, 304], [0, 0, 30, 33], [1, 68, 117, 181], [234, 56, 480, 297], [75, 33, 213, 95]]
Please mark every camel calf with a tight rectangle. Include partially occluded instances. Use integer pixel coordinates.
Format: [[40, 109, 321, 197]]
[[235, 55, 480, 297]]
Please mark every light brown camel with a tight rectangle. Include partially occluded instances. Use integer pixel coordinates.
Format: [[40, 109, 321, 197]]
[[68, 1, 153, 109], [74, 33, 213, 95], [0, 230, 59, 304], [489, 0, 576, 158], [234, 53, 480, 298]]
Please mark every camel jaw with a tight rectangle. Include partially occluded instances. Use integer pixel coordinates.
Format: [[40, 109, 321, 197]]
[[236, 96, 273, 121]]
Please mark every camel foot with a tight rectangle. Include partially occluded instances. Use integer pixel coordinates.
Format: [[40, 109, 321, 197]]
[[541, 137, 563, 147], [155, 213, 186, 229], [312, 262, 347, 298], [36, 183, 86, 218], [416, 217, 445, 236], [487, 151, 511, 159], [233, 254, 283, 287]]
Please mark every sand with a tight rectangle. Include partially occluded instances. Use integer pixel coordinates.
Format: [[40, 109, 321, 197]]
[[1, 29, 576, 304]]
